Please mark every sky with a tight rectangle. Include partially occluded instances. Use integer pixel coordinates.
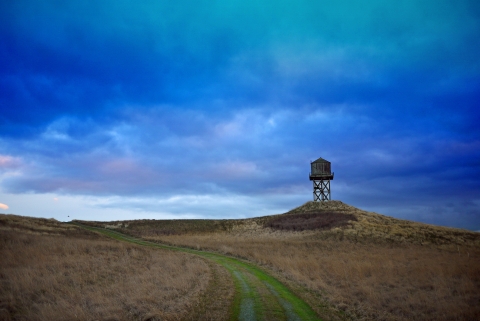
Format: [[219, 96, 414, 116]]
[[1, 1, 479, 230]]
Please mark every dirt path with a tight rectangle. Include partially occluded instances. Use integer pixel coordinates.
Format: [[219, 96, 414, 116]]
[[72, 223, 321, 321]]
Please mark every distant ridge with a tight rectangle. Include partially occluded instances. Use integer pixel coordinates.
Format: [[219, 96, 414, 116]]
[[75, 200, 480, 248]]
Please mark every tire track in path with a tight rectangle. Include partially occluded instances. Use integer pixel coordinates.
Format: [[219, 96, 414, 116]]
[[72, 223, 321, 321]]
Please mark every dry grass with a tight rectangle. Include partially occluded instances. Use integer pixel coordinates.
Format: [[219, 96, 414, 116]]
[[0, 214, 212, 321], [154, 234, 480, 320], [115, 201, 480, 321]]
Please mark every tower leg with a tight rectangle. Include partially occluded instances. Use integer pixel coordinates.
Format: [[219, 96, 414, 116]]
[[314, 180, 319, 201], [328, 180, 331, 200]]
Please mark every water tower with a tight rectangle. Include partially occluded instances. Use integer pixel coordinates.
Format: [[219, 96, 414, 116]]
[[309, 157, 334, 201]]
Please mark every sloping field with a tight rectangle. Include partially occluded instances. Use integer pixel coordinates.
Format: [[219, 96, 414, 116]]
[[89, 201, 480, 320], [1, 213, 326, 320], [0, 214, 231, 321]]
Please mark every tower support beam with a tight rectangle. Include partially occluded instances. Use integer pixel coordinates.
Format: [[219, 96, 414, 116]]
[[312, 179, 331, 201]]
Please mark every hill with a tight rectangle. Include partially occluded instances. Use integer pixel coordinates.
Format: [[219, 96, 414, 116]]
[[82, 200, 480, 247], [277, 201, 480, 246], [79, 201, 480, 320]]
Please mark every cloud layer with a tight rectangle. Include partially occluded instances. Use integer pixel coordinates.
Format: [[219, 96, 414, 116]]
[[1, 1, 479, 229]]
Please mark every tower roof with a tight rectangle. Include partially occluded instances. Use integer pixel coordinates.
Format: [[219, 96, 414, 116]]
[[312, 157, 330, 163]]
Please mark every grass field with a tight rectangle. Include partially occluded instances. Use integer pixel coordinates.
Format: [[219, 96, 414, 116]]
[[0, 214, 218, 321], [2, 201, 479, 320], [90, 201, 480, 321]]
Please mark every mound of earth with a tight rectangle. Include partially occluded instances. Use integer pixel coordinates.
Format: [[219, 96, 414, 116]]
[[282, 201, 480, 246], [285, 200, 360, 214]]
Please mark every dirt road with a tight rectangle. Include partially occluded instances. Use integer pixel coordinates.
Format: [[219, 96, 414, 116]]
[[73, 223, 320, 321]]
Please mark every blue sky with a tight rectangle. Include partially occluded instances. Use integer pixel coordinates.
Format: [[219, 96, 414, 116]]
[[1, 1, 479, 230]]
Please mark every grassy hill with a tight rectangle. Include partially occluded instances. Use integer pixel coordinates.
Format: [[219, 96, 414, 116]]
[[79, 201, 480, 320]]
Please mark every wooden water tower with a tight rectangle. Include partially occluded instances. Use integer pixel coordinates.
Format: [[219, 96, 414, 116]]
[[309, 157, 334, 201]]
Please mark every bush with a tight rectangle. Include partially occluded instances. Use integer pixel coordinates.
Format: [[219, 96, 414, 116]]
[[265, 212, 356, 231]]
